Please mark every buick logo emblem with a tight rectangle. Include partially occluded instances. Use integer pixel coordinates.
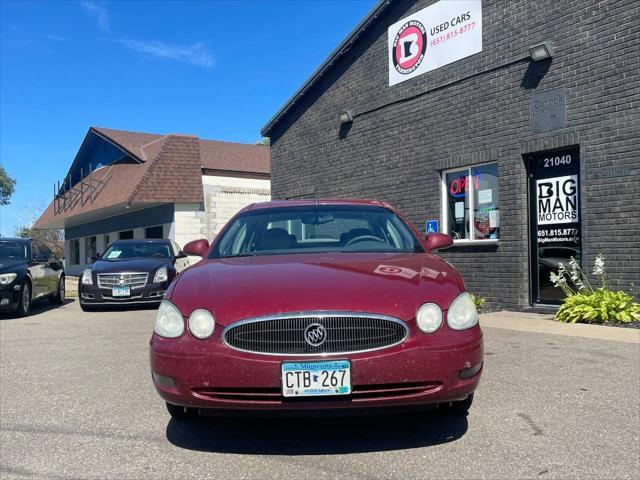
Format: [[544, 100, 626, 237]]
[[304, 323, 327, 347]]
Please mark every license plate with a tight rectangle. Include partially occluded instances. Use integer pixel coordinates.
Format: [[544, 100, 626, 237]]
[[112, 286, 131, 297], [281, 360, 351, 397]]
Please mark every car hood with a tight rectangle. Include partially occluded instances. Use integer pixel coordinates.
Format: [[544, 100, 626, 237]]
[[91, 258, 171, 273], [168, 252, 464, 325], [0, 260, 27, 273]]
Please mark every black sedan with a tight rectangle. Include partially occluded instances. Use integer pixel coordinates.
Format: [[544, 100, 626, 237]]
[[79, 239, 189, 311], [0, 238, 65, 316]]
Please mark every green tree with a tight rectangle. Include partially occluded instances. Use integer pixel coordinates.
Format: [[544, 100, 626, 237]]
[[14, 203, 65, 258], [16, 225, 65, 258], [256, 137, 270, 146], [0, 165, 16, 205]]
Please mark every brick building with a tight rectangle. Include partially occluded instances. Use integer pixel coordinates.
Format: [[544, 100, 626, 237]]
[[35, 127, 270, 275], [261, 0, 639, 309]]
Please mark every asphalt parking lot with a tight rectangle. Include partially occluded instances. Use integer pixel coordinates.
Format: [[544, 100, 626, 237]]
[[1, 300, 638, 480]]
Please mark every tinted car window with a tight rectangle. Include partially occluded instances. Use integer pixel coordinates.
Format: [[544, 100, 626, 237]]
[[0, 241, 28, 260], [37, 242, 53, 259], [102, 242, 172, 260], [212, 205, 424, 258]]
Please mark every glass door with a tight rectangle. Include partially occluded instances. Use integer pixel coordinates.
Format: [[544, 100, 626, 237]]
[[527, 147, 581, 305]]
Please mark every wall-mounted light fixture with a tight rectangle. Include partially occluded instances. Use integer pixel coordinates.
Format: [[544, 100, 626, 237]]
[[529, 41, 553, 61], [339, 110, 354, 125]]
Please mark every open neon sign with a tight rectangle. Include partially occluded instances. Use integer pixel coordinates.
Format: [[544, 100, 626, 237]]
[[449, 173, 482, 198]]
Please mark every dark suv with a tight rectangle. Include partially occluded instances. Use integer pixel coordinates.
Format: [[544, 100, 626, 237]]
[[0, 238, 66, 316]]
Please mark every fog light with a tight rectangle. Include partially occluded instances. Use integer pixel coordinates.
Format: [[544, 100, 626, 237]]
[[459, 362, 483, 379], [152, 372, 177, 389]]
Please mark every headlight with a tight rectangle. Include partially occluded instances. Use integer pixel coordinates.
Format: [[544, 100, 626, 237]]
[[0, 273, 17, 285], [153, 267, 168, 283], [188, 309, 215, 339], [447, 292, 479, 330], [154, 300, 184, 338], [81, 269, 93, 285], [416, 303, 443, 333]]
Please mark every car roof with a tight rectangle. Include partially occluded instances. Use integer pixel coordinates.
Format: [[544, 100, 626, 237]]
[[0, 237, 30, 243], [240, 199, 393, 213]]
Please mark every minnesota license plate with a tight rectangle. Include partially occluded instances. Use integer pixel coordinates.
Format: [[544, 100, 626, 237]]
[[281, 360, 351, 397], [112, 286, 131, 297]]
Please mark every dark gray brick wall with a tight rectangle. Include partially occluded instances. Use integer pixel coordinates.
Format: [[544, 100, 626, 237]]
[[268, 0, 640, 309]]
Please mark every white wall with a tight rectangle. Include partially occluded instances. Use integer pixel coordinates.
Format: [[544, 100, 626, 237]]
[[171, 175, 270, 261], [202, 175, 271, 238], [172, 203, 207, 249]]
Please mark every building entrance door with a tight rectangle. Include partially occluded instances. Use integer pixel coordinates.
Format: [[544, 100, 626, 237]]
[[527, 147, 581, 305]]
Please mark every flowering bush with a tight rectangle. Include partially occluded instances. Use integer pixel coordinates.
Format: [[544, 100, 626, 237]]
[[551, 254, 639, 324]]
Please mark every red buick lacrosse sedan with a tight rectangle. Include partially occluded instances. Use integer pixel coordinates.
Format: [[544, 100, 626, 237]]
[[150, 200, 483, 419]]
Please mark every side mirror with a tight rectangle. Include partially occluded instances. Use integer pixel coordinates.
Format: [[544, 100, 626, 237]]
[[91, 253, 101, 261], [175, 251, 188, 259], [425, 233, 453, 252], [183, 239, 210, 258]]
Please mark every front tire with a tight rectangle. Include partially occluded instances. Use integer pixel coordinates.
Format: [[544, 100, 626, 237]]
[[166, 402, 197, 421], [15, 281, 31, 317], [51, 275, 65, 305], [80, 302, 95, 312]]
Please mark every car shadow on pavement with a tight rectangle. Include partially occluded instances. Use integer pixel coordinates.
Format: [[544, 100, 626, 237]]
[[166, 410, 468, 454], [0, 298, 75, 320]]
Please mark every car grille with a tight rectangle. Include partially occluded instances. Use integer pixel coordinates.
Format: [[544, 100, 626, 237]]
[[222, 312, 408, 355], [97, 273, 148, 289]]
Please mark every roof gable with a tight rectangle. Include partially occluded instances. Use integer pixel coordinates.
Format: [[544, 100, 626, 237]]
[[35, 127, 270, 229]]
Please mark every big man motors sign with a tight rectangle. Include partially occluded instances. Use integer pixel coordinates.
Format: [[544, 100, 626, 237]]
[[387, 0, 483, 86]]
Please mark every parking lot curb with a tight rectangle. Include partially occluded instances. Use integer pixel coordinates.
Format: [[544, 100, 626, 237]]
[[480, 311, 640, 344]]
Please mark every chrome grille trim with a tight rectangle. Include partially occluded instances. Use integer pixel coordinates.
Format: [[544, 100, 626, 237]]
[[222, 311, 409, 356], [97, 272, 149, 289]]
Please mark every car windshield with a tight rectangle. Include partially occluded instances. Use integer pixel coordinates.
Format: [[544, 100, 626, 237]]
[[0, 241, 28, 260], [211, 205, 424, 258], [101, 242, 172, 260]]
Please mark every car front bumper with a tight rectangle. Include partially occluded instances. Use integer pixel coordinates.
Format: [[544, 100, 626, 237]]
[[150, 326, 483, 414], [79, 282, 167, 306], [0, 284, 21, 311]]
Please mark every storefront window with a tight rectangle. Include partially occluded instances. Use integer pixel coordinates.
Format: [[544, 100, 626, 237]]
[[443, 163, 499, 241], [84, 236, 97, 263], [70, 239, 80, 265], [145, 225, 164, 239]]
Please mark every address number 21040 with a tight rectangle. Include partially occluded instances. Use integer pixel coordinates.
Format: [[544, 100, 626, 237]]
[[543, 154, 572, 168]]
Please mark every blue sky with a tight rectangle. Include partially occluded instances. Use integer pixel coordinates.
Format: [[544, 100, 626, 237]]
[[0, 0, 375, 236]]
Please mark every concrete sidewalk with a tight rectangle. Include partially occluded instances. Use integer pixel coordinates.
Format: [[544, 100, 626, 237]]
[[480, 310, 640, 344]]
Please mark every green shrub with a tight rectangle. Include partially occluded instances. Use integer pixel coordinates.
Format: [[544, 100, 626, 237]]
[[471, 294, 485, 311], [556, 289, 640, 324], [550, 253, 640, 324]]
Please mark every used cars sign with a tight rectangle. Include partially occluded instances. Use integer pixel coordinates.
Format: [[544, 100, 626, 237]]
[[387, 0, 483, 86]]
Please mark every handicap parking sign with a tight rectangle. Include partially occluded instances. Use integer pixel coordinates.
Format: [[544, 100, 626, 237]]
[[425, 220, 439, 234]]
